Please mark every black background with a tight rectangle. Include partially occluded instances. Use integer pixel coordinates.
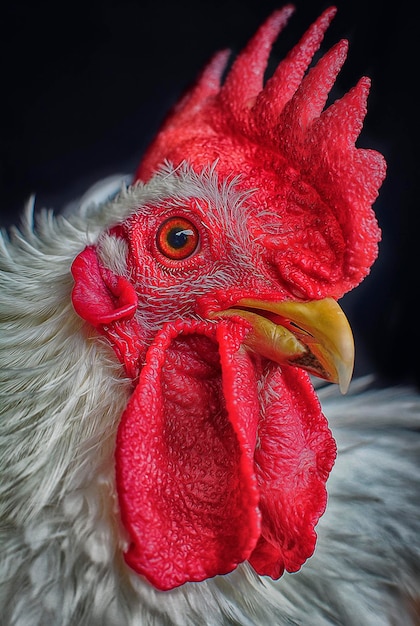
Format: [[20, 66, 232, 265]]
[[1, 0, 418, 386]]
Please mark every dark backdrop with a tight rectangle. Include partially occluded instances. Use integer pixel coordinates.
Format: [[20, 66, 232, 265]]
[[1, 0, 418, 385]]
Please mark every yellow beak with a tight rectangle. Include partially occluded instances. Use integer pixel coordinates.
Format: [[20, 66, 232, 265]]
[[210, 297, 354, 394]]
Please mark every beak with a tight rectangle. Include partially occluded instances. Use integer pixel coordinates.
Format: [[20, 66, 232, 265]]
[[210, 297, 354, 394]]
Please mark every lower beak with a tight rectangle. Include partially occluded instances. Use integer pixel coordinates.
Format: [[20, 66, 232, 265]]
[[210, 297, 354, 394]]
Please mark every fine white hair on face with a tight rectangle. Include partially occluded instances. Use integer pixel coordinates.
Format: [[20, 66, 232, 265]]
[[106, 160, 257, 264], [1, 171, 420, 626], [96, 233, 130, 277], [90, 162, 271, 339]]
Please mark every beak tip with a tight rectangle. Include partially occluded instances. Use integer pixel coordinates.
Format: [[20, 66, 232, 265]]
[[338, 361, 354, 395], [339, 381, 350, 395]]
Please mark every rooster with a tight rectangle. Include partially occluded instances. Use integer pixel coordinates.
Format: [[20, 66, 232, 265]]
[[1, 5, 420, 625]]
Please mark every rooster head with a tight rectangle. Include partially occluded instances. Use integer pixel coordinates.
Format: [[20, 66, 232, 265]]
[[71, 5, 385, 591]]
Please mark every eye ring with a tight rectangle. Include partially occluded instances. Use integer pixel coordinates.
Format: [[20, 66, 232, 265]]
[[156, 216, 200, 260]]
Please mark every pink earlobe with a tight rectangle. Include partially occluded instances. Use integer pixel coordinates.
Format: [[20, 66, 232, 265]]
[[71, 246, 138, 327]]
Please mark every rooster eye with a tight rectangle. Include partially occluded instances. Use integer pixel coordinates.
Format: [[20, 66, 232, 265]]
[[156, 216, 200, 260]]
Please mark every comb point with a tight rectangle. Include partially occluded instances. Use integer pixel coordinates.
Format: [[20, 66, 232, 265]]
[[220, 6, 295, 118], [253, 5, 338, 125]]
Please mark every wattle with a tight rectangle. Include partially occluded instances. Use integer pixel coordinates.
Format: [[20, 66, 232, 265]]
[[115, 317, 336, 590]]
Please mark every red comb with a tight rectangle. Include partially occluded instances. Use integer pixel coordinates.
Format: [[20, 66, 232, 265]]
[[135, 6, 386, 298]]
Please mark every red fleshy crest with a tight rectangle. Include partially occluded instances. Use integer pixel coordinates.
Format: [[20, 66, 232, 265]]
[[253, 7, 337, 126], [135, 6, 386, 299]]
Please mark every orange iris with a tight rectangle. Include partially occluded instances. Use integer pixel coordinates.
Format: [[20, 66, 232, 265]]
[[156, 217, 200, 260]]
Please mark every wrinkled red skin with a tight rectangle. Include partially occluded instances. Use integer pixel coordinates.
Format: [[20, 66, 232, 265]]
[[136, 7, 385, 300], [71, 247, 336, 591]]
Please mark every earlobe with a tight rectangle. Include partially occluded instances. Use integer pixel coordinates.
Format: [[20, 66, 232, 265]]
[[71, 245, 138, 327]]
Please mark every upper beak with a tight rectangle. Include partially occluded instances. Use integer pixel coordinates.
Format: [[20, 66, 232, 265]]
[[209, 297, 354, 394]]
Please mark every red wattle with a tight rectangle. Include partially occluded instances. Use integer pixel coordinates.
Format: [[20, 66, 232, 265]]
[[115, 316, 336, 590], [115, 319, 261, 590]]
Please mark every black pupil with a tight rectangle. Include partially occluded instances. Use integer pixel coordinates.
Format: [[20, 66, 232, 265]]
[[167, 227, 193, 249]]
